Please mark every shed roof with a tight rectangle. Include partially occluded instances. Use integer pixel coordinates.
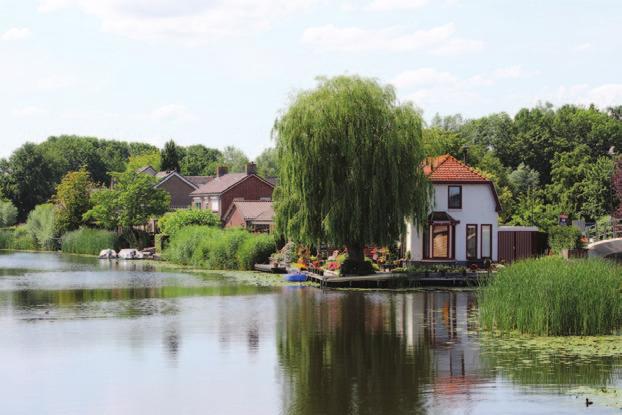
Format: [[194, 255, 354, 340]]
[[228, 200, 274, 223]]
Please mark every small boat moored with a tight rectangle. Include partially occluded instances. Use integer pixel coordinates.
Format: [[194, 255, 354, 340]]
[[284, 272, 307, 282], [98, 249, 117, 259]]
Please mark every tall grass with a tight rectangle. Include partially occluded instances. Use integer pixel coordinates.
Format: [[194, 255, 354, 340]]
[[163, 225, 276, 270], [0, 226, 37, 250], [479, 257, 622, 336], [61, 228, 119, 255]]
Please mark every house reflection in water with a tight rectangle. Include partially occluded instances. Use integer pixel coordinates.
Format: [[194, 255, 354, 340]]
[[277, 289, 487, 415]]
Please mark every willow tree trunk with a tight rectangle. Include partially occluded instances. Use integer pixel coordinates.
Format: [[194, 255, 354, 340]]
[[346, 243, 364, 263]]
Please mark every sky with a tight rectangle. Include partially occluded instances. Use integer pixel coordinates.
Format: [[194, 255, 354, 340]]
[[0, 0, 621, 159]]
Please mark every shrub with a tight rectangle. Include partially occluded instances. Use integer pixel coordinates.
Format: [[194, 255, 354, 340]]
[[162, 226, 218, 265], [163, 226, 277, 270], [237, 234, 277, 270], [10, 226, 37, 250], [0, 201, 18, 228], [61, 228, 119, 255], [479, 257, 622, 336], [340, 259, 374, 276], [158, 209, 219, 236], [25, 204, 57, 250], [548, 225, 581, 253], [0, 229, 13, 249], [205, 228, 250, 269], [117, 228, 151, 250]]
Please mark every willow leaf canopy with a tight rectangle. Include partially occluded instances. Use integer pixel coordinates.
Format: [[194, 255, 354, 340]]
[[273, 75, 431, 261]]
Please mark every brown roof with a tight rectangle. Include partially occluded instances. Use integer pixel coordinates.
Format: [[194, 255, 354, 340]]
[[185, 176, 214, 186], [229, 200, 274, 223], [423, 155, 489, 183], [190, 173, 274, 195]]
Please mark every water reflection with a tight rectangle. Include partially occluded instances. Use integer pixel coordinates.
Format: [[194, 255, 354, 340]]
[[1, 251, 621, 414]]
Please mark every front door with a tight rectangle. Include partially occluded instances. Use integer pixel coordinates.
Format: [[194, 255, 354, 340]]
[[432, 225, 450, 258]]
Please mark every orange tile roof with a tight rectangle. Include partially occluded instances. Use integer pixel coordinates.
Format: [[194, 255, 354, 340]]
[[423, 154, 490, 183]]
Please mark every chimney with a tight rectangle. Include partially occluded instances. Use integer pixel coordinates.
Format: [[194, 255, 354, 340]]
[[246, 162, 257, 176], [217, 166, 228, 177]]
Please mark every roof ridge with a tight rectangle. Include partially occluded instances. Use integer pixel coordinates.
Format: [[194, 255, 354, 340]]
[[445, 154, 489, 181]]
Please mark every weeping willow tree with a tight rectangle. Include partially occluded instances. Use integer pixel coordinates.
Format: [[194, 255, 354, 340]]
[[274, 75, 430, 268]]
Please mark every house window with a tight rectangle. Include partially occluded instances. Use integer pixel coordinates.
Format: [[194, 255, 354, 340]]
[[481, 224, 492, 259], [466, 224, 478, 259], [432, 225, 450, 258], [210, 197, 219, 212], [448, 186, 462, 209], [194, 201, 201, 209]]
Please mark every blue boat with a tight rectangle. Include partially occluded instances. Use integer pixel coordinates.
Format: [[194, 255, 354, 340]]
[[284, 272, 307, 282]]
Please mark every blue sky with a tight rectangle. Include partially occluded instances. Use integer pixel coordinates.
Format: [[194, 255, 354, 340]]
[[1, 0, 621, 159]]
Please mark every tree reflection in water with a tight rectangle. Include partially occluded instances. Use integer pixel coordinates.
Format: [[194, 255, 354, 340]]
[[277, 289, 484, 415]]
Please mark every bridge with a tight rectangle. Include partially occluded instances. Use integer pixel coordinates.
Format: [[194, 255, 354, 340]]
[[586, 219, 622, 258]]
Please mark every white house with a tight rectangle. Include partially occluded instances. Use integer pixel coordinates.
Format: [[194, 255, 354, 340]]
[[405, 155, 501, 263]]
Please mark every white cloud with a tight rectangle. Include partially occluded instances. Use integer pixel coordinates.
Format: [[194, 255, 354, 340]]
[[573, 42, 592, 52], [365, 0, 428, 11], [36, 75, 77, 90], [392, 66, 529, 110], [431, 38, 483, 56], [150, 104, 196, 122], [1, 27, 32, 41], [38, 0, 316, 44], [11, 106, 47, 117], [392, 68, 456, 88], [302, 22, 482, 55], [554, 83, 622, 107]]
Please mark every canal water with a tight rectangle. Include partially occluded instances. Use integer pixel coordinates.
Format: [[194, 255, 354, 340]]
[[0, 251, 620, 414]]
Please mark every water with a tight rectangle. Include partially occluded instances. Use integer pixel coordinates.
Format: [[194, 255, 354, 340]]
[[0, 251, 620, 414]]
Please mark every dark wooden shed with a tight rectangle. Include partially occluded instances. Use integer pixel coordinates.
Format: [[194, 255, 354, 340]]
[[498, 226, 548, 263]]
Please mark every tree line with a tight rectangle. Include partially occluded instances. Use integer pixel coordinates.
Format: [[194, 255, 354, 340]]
[[0, 135, 278, 221], [422, 103, 622, 228]]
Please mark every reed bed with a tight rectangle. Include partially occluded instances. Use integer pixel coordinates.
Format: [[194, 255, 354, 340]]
[[61, 228, 119, 255], [479, 257, 622, 336]]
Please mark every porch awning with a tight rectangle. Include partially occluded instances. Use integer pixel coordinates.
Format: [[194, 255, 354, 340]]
[[428, 211, 460, 224]]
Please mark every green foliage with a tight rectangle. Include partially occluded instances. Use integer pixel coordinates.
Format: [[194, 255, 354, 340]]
[[53, 168, 94, 233], [25, 204, 57, 250], [158, 209, 219, 236], [255, 147, 279, 178], [61, 228, 119, 255], [163, 225, 276, 270], [180, 145, 222, 176], [274, 75, 431, 262], [126, 151, 161, 172], [237, 234, 277, 270], [84, 171, 170, 229], [0, 200, 18, 227], [548, 225, 582, 253], [9, 226, 38, 250], [479, 257, 622, 336], [117, 228, 151, 250], [160, 139, 182, 172], [0, 143, 57, 221], [222, 146, 249, 172], [508, 163, 540, 194]]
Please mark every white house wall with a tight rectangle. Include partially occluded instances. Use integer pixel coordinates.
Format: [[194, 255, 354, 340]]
[[406, 184, 498, 262]]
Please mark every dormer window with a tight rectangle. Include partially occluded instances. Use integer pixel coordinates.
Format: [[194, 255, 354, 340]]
[[448, 185, 462, 209]]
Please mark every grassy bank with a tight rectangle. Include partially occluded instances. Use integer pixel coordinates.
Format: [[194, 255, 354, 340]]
[[479, 257, 622, 336]]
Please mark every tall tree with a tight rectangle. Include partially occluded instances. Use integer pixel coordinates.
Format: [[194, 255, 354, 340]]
[[180, 145, 222, 176], [222, 146, 249, 172], [274, 75, 430, 266], [83, 171, 170, 230], [160, 140, 181, 172], [0, 143, 56, 221], [126, 151, 161, 172], [53, 168, 94, 233], [255, 147, 279, 178]]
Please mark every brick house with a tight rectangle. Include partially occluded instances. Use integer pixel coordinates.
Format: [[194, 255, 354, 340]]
[[138, 167, 212, 209], [190, 163, 275, 223]]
